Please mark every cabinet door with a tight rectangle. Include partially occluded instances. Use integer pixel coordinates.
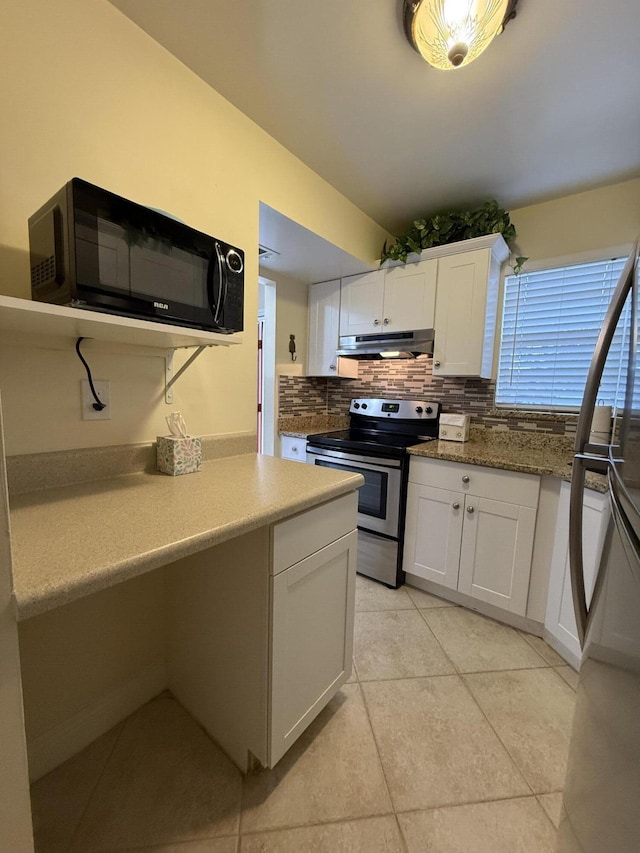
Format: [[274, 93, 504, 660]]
[[269, 530, 357, 766], [382, 259, 437, 332], [545, 484, 610, 659], [307, 279, 340, 377], [339, 270, 385, 336], [403, 482, 463, 589], [458, 496, 536, 615], [433, 249, 495, 378]]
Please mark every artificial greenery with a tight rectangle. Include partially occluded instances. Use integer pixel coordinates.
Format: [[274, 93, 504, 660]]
[[380, 200, 526, 274]]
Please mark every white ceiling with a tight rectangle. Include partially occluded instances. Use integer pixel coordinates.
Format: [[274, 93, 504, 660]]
[[109, 0, 640, 275]]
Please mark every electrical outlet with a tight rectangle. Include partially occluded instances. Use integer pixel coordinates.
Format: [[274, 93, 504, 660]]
[[81, 380, 111, 420]]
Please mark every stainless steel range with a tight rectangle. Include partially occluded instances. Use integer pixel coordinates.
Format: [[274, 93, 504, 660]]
[[306, 399, 440, 587]]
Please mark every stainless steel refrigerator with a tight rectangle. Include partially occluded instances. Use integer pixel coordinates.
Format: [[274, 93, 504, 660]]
[[559, 240, 640, 851]]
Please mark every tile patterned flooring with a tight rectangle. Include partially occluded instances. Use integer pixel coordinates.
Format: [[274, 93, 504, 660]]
[[31, 577, 577, 852]]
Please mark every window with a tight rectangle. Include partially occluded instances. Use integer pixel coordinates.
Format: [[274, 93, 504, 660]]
[[496, 256, 631, 410]]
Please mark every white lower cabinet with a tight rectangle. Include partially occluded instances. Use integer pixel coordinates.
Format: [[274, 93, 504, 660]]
[[270, 530, 357, 765], [280, 435, 307, 463], [545, 481, 610, 662], [167, 491, 358, 772], [403, 458, 540, 616]]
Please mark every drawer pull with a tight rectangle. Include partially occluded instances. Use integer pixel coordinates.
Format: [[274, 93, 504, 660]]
[[462, 475, 470, 484], [466, 505, 475, 514], [452, 502, 460, 510], [434, 360, 441, 368]]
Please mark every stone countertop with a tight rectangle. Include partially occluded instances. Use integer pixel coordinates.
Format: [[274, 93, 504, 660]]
[[9, 454, 363, 621], [408, 429, 607, 493], [279, 414, 350, 438]]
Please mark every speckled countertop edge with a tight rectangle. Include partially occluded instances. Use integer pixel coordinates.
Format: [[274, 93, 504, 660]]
[[10, 453, 363, 621], [408, 429, 607, 492]]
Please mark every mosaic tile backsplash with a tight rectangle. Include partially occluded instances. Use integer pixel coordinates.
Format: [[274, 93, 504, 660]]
[[279, 359, 579, 437]]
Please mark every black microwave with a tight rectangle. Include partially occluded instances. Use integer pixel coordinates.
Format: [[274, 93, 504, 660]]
[[28, 178, 244, 334]]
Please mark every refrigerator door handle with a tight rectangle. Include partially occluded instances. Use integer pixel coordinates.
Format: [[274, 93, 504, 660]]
[[569, 454, 590, 646]]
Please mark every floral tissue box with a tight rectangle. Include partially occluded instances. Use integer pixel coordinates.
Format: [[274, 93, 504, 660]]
[[156, 435, 202, 476]]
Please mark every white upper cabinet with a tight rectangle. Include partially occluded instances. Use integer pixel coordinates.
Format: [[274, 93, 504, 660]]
[[382, 261, 437, 332], [339, 270, 385, 336], [307, 279, 358, 378], [340, 260, 437, 337], [432, 235, 509, 379]]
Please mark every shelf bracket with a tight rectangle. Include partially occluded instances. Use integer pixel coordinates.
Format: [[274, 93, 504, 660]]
[[165, 346, 207, 404]]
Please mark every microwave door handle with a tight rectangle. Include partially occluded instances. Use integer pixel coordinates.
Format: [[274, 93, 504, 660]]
[[206, 242, 223, 325], [213, 242, 227, 325]]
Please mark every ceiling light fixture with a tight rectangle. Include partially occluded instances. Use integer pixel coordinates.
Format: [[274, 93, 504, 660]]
[[403, 0, 519, 70]]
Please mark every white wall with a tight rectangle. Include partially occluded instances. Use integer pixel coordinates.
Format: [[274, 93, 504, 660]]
[[0, 0, 390, 455]]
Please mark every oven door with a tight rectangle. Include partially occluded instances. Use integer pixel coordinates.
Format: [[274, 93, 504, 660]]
[[306, 446, 401, 538]]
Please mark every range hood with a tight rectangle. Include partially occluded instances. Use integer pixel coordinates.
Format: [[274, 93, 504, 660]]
[[336, 329, 434, 360]]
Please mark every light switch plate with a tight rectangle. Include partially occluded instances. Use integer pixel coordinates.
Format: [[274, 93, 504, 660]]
[[81, 380, 111, 420]]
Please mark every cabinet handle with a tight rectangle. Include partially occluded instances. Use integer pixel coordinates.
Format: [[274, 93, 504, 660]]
[[434, 360, 441, 368], [329, 363, 336, 370], [383, 317, 390, 325], [461, 475, 470, 484], [452, 502, 460, 510], [373, 319, 380, 326], [466, 505, 475, 514]]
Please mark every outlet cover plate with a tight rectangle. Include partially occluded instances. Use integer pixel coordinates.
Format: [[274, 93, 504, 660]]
[[81, 380, 111, 420]]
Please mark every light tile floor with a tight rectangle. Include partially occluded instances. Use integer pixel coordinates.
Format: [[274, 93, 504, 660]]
[[31, 576, 577, 852]]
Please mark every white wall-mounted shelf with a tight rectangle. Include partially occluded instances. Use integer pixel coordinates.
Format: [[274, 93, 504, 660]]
[[0, 295, 243, 351]]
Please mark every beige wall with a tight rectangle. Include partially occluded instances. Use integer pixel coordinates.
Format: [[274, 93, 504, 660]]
[[511, 177, 640, 262], [272, 273, 309, 369], [0, 0, 389, 455]]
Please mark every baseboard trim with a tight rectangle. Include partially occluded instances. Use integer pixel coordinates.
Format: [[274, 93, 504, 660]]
[[27, 660, 167, 781]]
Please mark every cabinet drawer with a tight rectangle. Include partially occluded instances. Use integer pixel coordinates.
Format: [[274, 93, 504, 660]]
[[280, 435, 307, 463], [409, 457, 540, 508], [272, 492, 358, 574]]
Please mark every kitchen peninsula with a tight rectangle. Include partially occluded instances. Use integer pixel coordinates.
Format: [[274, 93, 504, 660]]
[[0, 403, 362, 851]]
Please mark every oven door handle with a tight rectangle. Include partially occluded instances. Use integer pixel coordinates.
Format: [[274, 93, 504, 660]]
[[305, 448, 402, 470]]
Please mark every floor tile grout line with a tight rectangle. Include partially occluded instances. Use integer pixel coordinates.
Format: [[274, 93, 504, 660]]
[[393, 791, 562, 815], [410, 606, 461, 676], [518, 630, 565, 667], [62, 719, 129, 853], [236, 790, 564, 845], [418, 607, 553, 675], [356, 680, 405, 823], [535, 792, 563, 832], [356, 663, 562, 684], [238, 809, 399, 841], [551, 665, 578, 691], [456, 673, 538, 799]]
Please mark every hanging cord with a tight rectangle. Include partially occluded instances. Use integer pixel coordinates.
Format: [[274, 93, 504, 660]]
[[75, 337, 106, 411]]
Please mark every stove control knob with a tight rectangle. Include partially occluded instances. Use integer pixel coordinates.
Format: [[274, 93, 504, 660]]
[[415, 406, 423, 414], [426, 406, 433, 414], [353, 402, 360, 409], [361, 403, 368, 410]]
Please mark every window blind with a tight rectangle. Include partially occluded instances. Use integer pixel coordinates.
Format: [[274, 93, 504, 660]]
[[496, 257, 630, 410]]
